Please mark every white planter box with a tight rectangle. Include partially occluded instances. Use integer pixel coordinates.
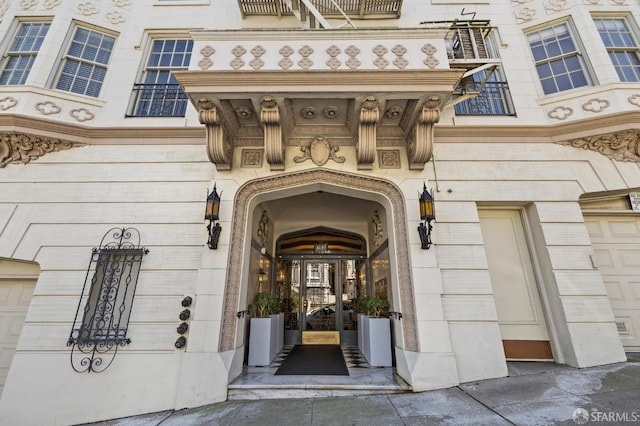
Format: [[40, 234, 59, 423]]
[[248, 314, 283, 366], [359, 316, 392, 367]]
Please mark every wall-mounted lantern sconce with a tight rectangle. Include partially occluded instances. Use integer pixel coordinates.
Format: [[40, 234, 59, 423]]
[[205, 185, 222, 249], [418, 183, 435, 249]]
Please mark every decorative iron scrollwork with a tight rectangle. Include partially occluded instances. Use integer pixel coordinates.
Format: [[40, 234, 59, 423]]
[[67, 227, 148, 373]]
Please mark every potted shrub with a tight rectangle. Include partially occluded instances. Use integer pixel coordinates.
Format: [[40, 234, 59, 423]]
[[356, 296, 392, 367], [248, 292, 283, 366]]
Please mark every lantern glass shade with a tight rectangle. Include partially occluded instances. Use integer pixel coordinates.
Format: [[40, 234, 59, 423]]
[[205, 188, 220, 221], [419, 186, 435, 221]]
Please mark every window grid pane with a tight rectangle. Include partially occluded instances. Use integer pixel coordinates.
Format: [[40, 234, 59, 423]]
[[0, 22, 50, 85], [595, 18, 640, 82], [527, 22, 591, 94], [128, 39, 193, 117], [56, 27, 115, 97]]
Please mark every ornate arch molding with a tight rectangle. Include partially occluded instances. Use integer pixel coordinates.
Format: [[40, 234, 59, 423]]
[[219, 169, 418, 352], [0, 132, 85, 168], [556, 129, 640, 162]]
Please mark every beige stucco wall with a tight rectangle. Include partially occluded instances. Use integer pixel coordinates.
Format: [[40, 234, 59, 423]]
[[0, 136, 635, 423]]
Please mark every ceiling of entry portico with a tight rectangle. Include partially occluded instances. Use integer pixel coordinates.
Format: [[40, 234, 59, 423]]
[[260, 191, 383, 237]]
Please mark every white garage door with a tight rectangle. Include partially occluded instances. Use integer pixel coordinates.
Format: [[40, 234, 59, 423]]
[[585, 216, 640, 350], [0, 259, 37, 397]]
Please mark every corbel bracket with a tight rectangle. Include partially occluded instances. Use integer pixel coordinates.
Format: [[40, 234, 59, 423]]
[[260, 96, 285, 171], [407, 102, 440, 170], [357, 96, 379, 170], [199, 99, 233, 171]]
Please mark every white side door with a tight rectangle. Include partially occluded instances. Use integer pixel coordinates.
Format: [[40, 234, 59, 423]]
[[479, 210, 551, 359]]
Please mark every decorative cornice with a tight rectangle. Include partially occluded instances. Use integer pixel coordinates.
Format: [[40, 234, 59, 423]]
[[0, 115, 205, 144], [556, 130, 640, 162], [0, 132, 85, 168]]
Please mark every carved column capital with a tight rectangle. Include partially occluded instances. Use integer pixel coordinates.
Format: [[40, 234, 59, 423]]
[[199, 104, 233, 171], [357, 96, 379, 170], [260, 96, 284, 171], [407, 106, 439, 170]]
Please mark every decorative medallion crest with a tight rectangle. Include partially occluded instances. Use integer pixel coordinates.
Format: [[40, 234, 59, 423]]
[[556, 130, 640, 162], [294, 137, 345, 166]]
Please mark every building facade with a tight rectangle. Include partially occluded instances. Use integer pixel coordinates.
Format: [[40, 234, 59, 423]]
[[0, 0, 638, 424]]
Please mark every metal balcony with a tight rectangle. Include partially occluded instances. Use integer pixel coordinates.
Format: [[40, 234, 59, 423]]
[[237, 0, 402, 26]]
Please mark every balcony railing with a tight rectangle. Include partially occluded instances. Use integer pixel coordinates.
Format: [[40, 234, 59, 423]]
[[237, 0, 401, 18], [453, 81, 516, 116], [127, 83, 189, 117]]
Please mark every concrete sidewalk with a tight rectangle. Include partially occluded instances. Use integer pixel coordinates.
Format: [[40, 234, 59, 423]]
[[90, 356, 640, 426]]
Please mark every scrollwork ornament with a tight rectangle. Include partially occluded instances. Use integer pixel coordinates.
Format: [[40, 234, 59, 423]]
[[548, 106, 573, 120], [44, 0, 62, 9], [628, 94, 640, 107], [70, 108, 95, 122], [516, 7, 536, 21], [545, 0, 567, 11], [112, 0, 131, 7], [0, 96, 18, 110], [106, 10, 126, 24], [0, 132, 86, 168], [35, 101, 61, 115], [294, 137, 345, 166], [78, 2, 99, 15], [582, 98, 610, 113], [20, 0, 37, 9], [556, 130, 640, 162]]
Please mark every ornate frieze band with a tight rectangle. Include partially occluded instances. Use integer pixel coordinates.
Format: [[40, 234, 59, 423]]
[[0, 132, 85, 168], [556, 130, 640, 162]]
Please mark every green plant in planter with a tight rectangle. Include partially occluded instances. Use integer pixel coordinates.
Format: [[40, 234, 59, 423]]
[[249, 292, 280, 318], [355, 296, 389, 318]]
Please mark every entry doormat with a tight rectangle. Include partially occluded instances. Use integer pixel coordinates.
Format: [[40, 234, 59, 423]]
[[275, 344, 349, 376]]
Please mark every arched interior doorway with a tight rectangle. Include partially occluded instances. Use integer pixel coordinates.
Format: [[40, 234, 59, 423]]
[[219, 169, 418, 357], [274, 225, 370, 347]]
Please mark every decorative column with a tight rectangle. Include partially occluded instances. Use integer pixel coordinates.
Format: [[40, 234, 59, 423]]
[[260, 96, 285, 171], [198, 99, 233, 171], [357, 96, 379, 170]]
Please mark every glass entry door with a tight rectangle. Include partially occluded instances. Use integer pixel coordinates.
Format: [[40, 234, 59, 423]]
[[278, 258, 366, 346], [303, 261, 338, 333]]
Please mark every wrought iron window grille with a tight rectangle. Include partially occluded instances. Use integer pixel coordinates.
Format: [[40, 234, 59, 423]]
[[126, 83, 189, 117], [67, 227, 148, 373]]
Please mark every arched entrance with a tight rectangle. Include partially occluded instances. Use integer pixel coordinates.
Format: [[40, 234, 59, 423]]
[[219, 169, 418, 357]]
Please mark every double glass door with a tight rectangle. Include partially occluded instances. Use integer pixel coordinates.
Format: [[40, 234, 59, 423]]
[[277, 258, 366, 346]]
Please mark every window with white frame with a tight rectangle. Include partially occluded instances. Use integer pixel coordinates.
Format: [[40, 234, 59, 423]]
[[594, 17, 640, 82], [0, 21, 51, 85], [55, 26, 116, 97], [527, 21, 592, 95], [127, 39, 193, 117]]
